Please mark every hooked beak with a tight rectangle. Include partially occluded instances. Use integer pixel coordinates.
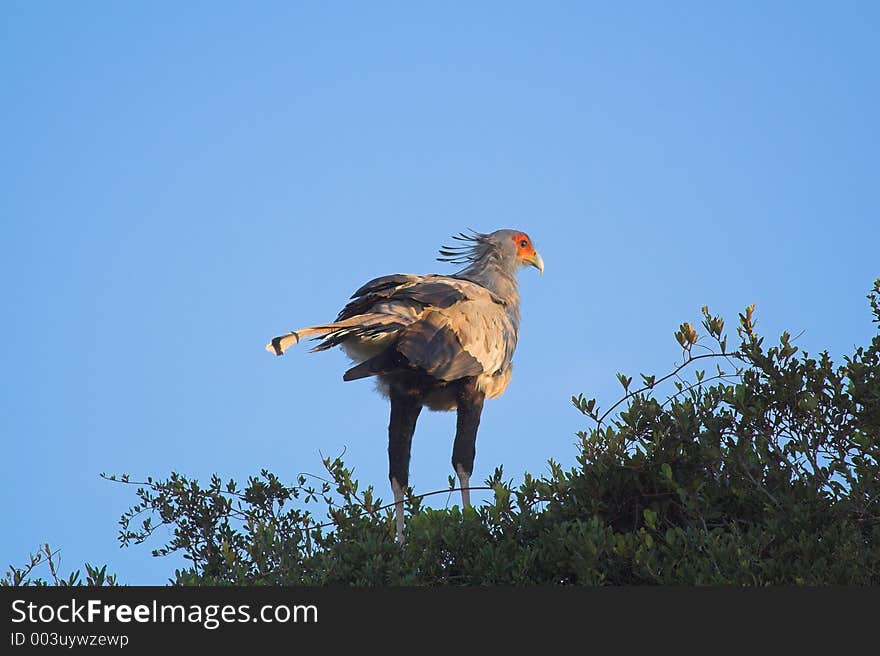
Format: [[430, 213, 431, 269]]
[[527, 251, 544, 275]]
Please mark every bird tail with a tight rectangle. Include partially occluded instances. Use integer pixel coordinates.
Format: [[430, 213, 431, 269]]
[[265, 313, 391, 356], [265, 326, 330, 356]]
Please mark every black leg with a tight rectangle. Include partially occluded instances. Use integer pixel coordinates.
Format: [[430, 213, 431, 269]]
[[452, 377, 485, 507], [388, 391, 422, 489], [388, 390, 422, 542]]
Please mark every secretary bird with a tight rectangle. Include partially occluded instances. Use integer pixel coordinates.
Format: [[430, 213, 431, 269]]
[[266, 229, 543, 542]]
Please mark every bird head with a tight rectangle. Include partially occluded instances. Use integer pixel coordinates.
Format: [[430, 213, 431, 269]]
[[507, 231, 544, 275], [438, 229, 544, 276]]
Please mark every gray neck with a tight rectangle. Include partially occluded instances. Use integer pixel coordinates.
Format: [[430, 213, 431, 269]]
[[454, 256, 521, 330]]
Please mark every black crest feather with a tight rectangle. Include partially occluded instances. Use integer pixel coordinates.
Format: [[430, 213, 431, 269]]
[[436, 229, 490, 264]]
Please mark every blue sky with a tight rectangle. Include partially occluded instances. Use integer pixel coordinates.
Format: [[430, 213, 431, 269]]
[[2, 2, 878, 584]]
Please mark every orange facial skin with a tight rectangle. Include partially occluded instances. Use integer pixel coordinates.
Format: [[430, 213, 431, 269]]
[[512, 233, 536, 260]]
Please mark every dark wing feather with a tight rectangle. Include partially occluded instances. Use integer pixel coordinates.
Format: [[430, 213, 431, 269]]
[[396, 311, 484, 381], [392, 282, 466, 309], [336, 274, 422, 322], [350, 274, 420, 299], [343, 349, 404, 381]]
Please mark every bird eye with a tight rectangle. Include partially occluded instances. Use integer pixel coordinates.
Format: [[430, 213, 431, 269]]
[[519, 239, 528, 248]]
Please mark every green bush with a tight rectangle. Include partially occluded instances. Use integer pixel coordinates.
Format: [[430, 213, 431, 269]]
[[6, 280, 879, 586]]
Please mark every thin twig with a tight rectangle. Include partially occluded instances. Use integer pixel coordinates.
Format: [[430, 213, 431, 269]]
[[597, 351, 742, 427]]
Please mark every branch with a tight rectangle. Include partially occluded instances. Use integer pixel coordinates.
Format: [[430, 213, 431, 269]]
[[310, 485, 497, 531], [596, 351, 743, 427]]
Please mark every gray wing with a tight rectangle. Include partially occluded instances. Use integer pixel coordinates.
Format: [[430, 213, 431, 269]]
[[337, 275, 516, 382], [396, 310, 485, 380]]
